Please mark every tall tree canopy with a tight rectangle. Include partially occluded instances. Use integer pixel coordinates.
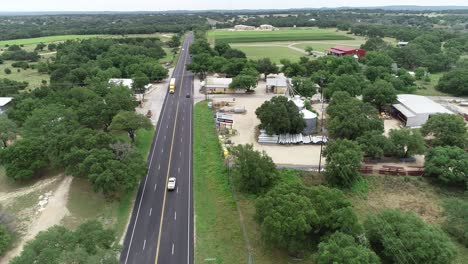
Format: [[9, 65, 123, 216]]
[[421, 113, 467, 148], [230, 144, 278, 194], [365, 209, 457, 264], [256, 96, 305, 135], [425, 146, 468, 189], [324, 139, 364, 188]]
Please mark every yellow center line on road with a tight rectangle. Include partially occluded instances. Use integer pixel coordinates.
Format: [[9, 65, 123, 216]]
[[154, 39, 190, 264]]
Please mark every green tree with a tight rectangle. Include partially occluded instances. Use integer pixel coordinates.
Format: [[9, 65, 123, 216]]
[[34, 42, 46, 51], [230, 144, 278, 194], [388, 129, 426, 158], [305, 46, 314, 55], [109, 111, 152, 142], [47, 43, 57, 51], [323, 139, 363, 188], [316, 232, 380, 264], [357, 132, 393, 159], [167, 35, 181, 48], [4, 68, 11, 75], [10, 221, 119, 264], [255, 58, 278, 79], [229, 74, 257, 91], [360, 37, 389, 51], [414, 67, 427, 80], [0, 224, 12, 256], [0, 115, 17, 148], [360, 51, 394, 68], [255, 96, 305, 135], [442, 198, 468, 246], [256, 183, 361, 255], [325, 74, 366, 99], [362, 79, 397, 112], [132, 72, 150, 93], [365, 209, 457, 264], [292, 77, 316, 97], [436, 69, 468, 96], [0, 138, 49, 180], [421, 113, 467, 148], [425, 146, 468, 188], [255, 183, 318, 255], [327, 92, 384, 140]]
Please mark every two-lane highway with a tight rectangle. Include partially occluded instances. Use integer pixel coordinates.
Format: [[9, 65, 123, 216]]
[[120, 33, 194, 264]]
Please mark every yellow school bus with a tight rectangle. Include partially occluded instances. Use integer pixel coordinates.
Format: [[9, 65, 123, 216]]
[[169, 78, 176, 94]]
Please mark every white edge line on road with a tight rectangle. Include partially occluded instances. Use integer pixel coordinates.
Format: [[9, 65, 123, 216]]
[[143, 239, 146, 251], [172, 243, 175, 255], [188, 61, 193, 264], [123, 44, 174, 264], [149, 208, 152, 216], [175, 211, 177, 220], [154, 183, 157, 191], [177, 186, 179, 194]]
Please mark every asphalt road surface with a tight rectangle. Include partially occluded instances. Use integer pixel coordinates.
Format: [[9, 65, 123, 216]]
[[120, 33, 194, 264]]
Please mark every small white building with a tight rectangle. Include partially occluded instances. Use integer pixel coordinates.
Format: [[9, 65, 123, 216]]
[[202, 77, 237, 94], [259, 24, 277, 31], [397, 41, 409, 47], [108, 78, 134, 89], [234, 25, 255, 31], [0, 97, 13, 114], [392, 94, 453, 128], [266, 75, 290, 94]]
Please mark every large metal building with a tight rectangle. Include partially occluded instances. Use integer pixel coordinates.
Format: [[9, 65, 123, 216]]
[[392, 94, 453, 128]]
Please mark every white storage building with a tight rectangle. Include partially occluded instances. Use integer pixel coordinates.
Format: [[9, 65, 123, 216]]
[[392, 94, 453, 128], [0, 97, 13, 114]]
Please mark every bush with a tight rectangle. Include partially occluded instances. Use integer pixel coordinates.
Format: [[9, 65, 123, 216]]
[[0, 224, 12, 256], [316, 232, 380, 264], [442, 198, 468, 246], [4, 68, 11, 74], [425, 146, 468, 188], [365, 209, 457, 264]]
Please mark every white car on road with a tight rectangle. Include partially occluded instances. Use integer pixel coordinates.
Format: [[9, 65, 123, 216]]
[[167, 177, 176, 191]]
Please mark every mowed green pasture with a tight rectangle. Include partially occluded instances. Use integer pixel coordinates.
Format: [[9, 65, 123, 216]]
[[0, 33, 172, 47], [233, 45, 305, 64], [208, 28, 354, 44]]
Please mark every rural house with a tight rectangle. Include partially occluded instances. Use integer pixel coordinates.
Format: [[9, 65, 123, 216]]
[[327, 46, 366, 58], [0, 97, 12, 114], [266, 75, 290, 94]]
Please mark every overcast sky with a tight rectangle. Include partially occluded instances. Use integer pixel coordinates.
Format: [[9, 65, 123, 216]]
[[1, 0, 467, 12]]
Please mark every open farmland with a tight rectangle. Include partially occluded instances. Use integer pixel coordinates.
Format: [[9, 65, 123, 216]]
[[233, 45, 304, 64], [0, 33, 173, 47], [208, 28, 354, 44]]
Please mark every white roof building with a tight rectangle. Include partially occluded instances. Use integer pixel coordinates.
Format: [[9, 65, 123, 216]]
[[109, 78, 134, 89], [0, 97, 13, 114], [393, 94, 453, 128]]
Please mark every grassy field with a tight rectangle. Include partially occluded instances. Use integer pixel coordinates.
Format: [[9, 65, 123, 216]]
[[0, 60, 49, 89], [0, 33, 173, 47], [349, 175, 468, 264], [193, 101, 247, 263], [414, 72, 448, 96], [208, 28, 354, 44], [234, 46, 304, 64]]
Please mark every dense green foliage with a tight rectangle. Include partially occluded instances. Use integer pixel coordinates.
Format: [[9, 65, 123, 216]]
[[0, 79, 28, 97], [421, 114, 467, 148], [292, 77, 316, 97], [0, 224, 12, 256], [10, 220, 118, 264], [49, 38, 166, 89], [357, 132, 393, 160], [362, 80, 397, 111], [0, 38, 152, 198], [230, 144, 278, 194], [327, 92, 383, 140], [365, 209, 457, 264], [256, 96, 305, 135], [388, 129, 426, 158], [437, 69, 468, 96], [442, 198, 468, 246], [0, 115, 17, 148], [256, 183, 361, 255], [0, 14, 205, 41], [316, 232, 380, 264], [324, 139, 364, 188], [425, 146, 468, 189], [109, 111, 153, 142]]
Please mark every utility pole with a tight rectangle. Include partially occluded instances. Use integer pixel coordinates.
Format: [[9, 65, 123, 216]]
[[318, 75, 325, 174]]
